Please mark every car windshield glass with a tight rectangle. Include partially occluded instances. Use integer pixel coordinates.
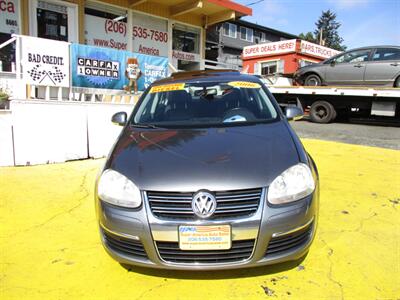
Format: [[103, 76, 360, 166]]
[[132, 80, 278, 127]]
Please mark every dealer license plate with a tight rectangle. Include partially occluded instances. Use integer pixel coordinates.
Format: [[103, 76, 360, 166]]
[[178, 225, 231, 250]]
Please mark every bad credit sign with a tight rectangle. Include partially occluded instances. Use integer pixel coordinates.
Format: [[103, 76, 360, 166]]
[[22, 36, 70, 87], [300, 40, 341, 59], [243, 39, 296, 58]]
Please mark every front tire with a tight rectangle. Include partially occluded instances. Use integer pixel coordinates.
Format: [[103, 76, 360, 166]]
[[310, 101, 336, 123], [304, 74, 322, 86], [394, 76, 400, 88]]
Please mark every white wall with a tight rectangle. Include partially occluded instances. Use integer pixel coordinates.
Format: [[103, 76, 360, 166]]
[[5, 100, 134, 166], [87, 104, 133, 158], [0, 110, 14, 167]]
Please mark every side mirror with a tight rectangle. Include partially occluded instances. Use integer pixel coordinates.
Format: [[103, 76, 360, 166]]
[[330, 60, 336, 67], [111, 112, 127, 126], [285, 106, 303, 121]]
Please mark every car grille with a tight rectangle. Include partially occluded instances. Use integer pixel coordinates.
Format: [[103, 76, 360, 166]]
[[102, 229, 148, 260], [147, 188, 262, 220], [265, 222, 313, 257], [156, 239, 255, 264]]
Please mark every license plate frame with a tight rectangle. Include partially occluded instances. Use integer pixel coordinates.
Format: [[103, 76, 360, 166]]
[[178, 225, 232, 250]]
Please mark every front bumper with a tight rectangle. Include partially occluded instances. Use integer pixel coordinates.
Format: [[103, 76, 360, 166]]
[[96, 187, 319, 270], [292, 72, 305, 86]]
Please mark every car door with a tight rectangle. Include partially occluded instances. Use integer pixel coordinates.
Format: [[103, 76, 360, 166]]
[[325, 49, 372, 85], [364, 47, 400, 86]]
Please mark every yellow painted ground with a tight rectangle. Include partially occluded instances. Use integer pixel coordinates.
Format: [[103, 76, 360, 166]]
[[0, 139, 399, 300]]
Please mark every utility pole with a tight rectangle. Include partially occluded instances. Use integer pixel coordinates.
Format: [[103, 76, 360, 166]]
[[319, 28, 323, 45]]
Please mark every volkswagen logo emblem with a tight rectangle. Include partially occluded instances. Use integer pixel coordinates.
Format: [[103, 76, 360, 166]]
[[192, 191, 216, 218]]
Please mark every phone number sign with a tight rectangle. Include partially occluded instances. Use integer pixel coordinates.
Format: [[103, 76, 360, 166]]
[[85, 14, 128, 50], [84, 12, 168, 57], [132, 12, 168, 57]]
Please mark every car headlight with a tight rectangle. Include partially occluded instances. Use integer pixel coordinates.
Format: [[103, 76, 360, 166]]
[[97, 169, 142, 208], [268, 163, 315, 205]]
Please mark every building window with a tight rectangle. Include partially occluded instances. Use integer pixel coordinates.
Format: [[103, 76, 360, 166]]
[[223, 23, 237, 38], [30, 0, 78, 43], [240, 27, 253, 42], [132, 12, 168, 57], [0, 34, 16, 72], [84, 7, 127, 22], [172, 24, 200, 54], [261, 61, 278, 75], [84, 1, 128, 50], [37, 1, 69, 42], [0, 0, 20, 72], [260, 32, 267, 42], [172, 23, 201, 71]]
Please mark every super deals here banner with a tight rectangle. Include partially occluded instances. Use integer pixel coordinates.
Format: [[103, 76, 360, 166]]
[[22, 36, 70, 87], [71, 44, 168, 91]]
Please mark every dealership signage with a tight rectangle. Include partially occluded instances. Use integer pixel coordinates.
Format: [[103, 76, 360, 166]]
[[172, 50, 200, 62], [77, 57, 119, 79], [84, 12, 169, 57], [132, 12, 168, 57], [71, 43, 168, 91], [84, 14, 128, 50], [21, 36, 70, 87], [0, 0, 19, 34], [300, 40, 341, 59], [243, 39, 297, 58]]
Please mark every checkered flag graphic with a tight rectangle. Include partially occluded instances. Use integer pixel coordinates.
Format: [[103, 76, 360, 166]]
[[27, 65, 45, 82], [27, 65, 66, 85], [48, 66, 66, 83]]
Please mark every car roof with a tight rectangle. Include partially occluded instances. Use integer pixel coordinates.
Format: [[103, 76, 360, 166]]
[[344, 45, 400, 52], [152, 70, 261, 86], [320, 45, 400, 62]]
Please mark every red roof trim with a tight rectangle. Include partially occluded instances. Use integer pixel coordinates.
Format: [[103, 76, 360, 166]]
[[205, 0, 252, 16]]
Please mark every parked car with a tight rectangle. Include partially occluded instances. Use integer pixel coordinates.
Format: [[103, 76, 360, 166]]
[[95, 70, 319, 270], [294, 46, 400, 87]]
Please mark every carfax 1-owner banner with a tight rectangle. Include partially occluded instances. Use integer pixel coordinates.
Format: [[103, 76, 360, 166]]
[[71, 44, 168, 92], [21, 36, 70, 87]]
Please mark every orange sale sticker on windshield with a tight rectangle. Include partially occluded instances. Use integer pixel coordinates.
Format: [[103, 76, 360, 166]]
[[228, 81, 261, 89], [149, 83, 185, 93]]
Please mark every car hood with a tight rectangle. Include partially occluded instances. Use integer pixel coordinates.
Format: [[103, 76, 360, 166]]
[[296, 63, 322, 74], [108, 121, 300, 192]]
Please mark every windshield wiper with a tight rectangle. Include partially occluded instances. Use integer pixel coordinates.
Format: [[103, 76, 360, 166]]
[[130, 123, 161, 129]]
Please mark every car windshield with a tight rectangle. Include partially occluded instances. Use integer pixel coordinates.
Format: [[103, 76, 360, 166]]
[[132, 80, 278, 128]]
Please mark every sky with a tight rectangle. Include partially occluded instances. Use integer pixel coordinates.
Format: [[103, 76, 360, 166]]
[[234, 0, 400, 49]]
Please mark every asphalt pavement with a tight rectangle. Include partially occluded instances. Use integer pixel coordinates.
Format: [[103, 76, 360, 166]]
[[291, 120, 400, 150]]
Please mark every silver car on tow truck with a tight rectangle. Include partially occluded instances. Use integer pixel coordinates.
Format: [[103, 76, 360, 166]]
[[294, 46, 400, 87]]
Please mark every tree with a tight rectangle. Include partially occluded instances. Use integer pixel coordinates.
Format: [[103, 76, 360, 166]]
[[314, 10, 346, 51], [298, 32, 316, 43]]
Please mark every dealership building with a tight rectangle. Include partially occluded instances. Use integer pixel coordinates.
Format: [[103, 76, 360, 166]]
[[242, 39, 341, 76], [0, 0, 251, 72], [206, 19, 298, 70]]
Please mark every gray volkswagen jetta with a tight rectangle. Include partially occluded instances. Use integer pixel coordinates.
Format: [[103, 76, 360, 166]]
[[95, 70, 319, 270]]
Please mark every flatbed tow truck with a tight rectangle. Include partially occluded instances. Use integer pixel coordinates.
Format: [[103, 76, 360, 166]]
[[267, 85, 400, 124]]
